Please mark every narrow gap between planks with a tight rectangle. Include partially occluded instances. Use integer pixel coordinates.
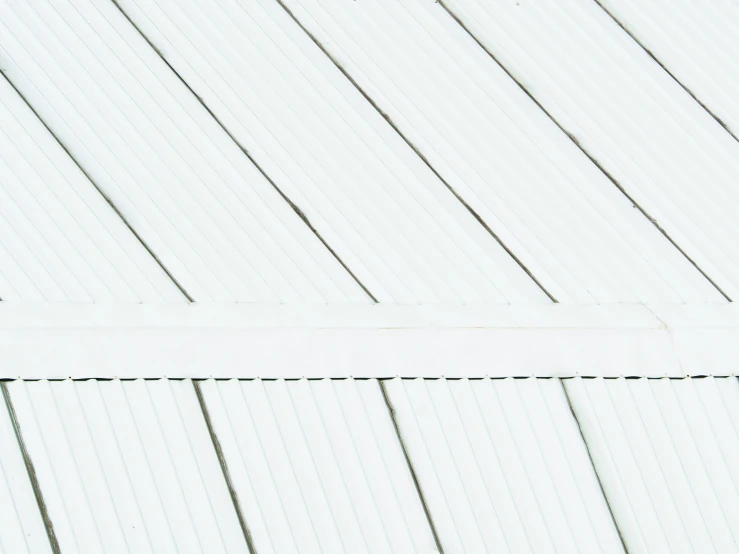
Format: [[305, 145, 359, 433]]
[[108, 0, 378, 304], [273, 0, 558, 304], [559, 378, 631, 553], [0, 69, 194, 303], [1, 382, 63, 554], [437, 0, 732, 303], [379, 380, 446, 554], [592, 0, 739, 146], [193, 380, 259, 554]]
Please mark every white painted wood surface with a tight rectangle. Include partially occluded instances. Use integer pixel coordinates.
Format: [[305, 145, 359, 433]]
[[0, 304, 736, 378], [0, 75, 184, 302], [385, 377, 625, 553], [6, 379, 249, 554], [443, 0, 739, 301], [200, 378, 437, 553], [0, 0, 369, 303], [566, 376, 739, 554], [111, 0, 547, 304], [277, 0, 724, 304]]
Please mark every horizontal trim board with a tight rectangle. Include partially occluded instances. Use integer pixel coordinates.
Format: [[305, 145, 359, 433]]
[[5, 379, 250, 554], [2, 303, 739, 329], [0, 303, 665, 329], [0, 304, 737, 379], [0, 327, 677, 379], [197, 378, 438, 553]]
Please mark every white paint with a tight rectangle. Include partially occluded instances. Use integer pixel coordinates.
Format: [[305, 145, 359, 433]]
[[110, 0, 547, 304], [278, 0, 724, 304], [566, 377, 739, 554], [385, 377, 625, 553], [1, 304, 737, 378], [597, 0, 739, 137], [0, 326, 682, 379], [443, 0, 739, 301], [0, 387, 52, 554], [0, 75, 184, 303], [200, 378, 437, 554], [0, 0, 368, 303], [0, 302, 663, 329], [5, 379, 250, 554]]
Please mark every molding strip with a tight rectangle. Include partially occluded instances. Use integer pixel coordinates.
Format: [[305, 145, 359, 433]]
[[0, 304, 736, 379]]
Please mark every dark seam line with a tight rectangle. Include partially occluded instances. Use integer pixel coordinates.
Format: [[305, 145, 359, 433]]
[[559, 379, 631, 554], [109, 0, 378, 304], [379, 380, 446, 554], [0, 69, 194, 303], [1, 382, 63, 554], [274, 0, 557, 304], [593, 0, 739, 146], [192, 380, 259, 554], [439, 0, 732, 303]]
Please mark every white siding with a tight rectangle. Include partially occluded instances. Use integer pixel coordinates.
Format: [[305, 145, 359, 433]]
[[0, 0, 369, 303], [0, 75, 184, 302], [597, 0, 739, 136], [384, 377, 625, 554], [6, 379, 249, 554], [277, 0, 721, 304], [110, 0, 547, 304], [4, 376, 739, 554], [442, 0, 739, 301], [565, 377, 739, 554], [199, 378, 438, 554], [0, 388, 51, 554]]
